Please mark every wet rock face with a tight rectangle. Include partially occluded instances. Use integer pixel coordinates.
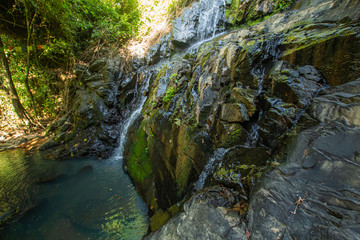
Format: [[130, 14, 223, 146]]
[[247, 80, 360, 239], [124, 110, 213, 210], [123, 0, 360, 232], [171, 0, 226, 50], [258, 62, 324, 147], [132, 0, 360, 235], [226, 0, 279, 25], [40, 58, 126, 159], [248, 121, 360, 239], [281, 28, 360, 86]]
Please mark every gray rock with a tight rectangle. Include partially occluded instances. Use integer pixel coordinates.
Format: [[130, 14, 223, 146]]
[[248, 121, 360, 239], [196, 87, 219, 126], [145, 187, 247, 240], [309, 78, 360, 126], [159, 33, 171, 59], [120, 73, 137, 91], [220, 103, 249, 123], [146, 43, 161, 65]]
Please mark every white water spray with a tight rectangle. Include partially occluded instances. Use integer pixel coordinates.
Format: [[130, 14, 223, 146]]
[[112, 73, 150, 163], [194, 148, 229, 191]]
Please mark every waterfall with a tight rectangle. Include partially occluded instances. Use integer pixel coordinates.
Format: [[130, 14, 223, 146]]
[[194, 148, 230, 191], [245, 123, 260, 147], [198, 0, 226, 40], [244, 37, 283, 147], [112, 71, 150, 163]]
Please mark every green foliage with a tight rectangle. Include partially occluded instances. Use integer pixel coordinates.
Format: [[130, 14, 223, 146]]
[[2, 37, 60, 118], [163, 87, 176, 103], [231, 128, 242, 140], [168, 0, 197, 20], [170, 73, 178, 84], [15, 0, 140, 48], [275, 0, 294, 11], [1, 0, 141, 127]]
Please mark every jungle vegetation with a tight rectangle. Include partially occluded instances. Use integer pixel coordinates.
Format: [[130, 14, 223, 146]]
[[1, 0, 192, 134]]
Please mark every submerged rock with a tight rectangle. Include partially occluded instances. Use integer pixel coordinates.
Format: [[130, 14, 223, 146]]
[[35, 173, 65, 184], [76, 165, 93, 175]]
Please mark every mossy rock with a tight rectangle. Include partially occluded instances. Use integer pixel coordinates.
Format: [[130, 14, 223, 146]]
[[211, 146, 270, 187], [127, 123, 153, 183], [213, 121, 247, 148], [150, 209, 171, 232], [230, 88, 257, 117]]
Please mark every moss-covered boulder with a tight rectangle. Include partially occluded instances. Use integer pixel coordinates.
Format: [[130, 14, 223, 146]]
[[124, 110, 212, 210]]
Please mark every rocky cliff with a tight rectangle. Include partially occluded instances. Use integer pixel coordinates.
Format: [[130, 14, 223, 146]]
[[41, 0, 360, 238]]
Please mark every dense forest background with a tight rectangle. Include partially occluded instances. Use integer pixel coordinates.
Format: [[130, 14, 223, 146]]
[[0, 0, 191, 135]]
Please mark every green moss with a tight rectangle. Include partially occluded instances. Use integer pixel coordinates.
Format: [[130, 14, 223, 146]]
[[170, 73, 179, 84], [214, 164, 261, 185], [127, 126, 152, 183], [246, 14, 271, 26], [163, 87, 176, 103], [274, 0, 294, 12], [64, 132, 76, 143], [150, 209, 170, 232], [196, 52, 211, 68], [175, 156, 193, 197], [227, 0, 244, 25]]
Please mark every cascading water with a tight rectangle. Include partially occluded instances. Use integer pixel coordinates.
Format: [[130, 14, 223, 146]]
[[172, 0, 227, 51], [245, 122, 261, 147], [244, 37, 283, 147], [112, 71, 150, 163], [197, 0, 226, 40], [194, 148, 230, 191]]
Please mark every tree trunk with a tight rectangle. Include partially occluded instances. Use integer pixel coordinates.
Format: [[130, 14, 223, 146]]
[[24, 2, 37, 115], [0, 36, 32, 125]]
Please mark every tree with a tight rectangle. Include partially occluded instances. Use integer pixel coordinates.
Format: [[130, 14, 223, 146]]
[[0, 36, 33, 125]]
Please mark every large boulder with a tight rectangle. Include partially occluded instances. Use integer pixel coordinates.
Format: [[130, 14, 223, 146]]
[[145, 186, 248, 240], [248, 121, 360, 239], [308, 78, 360, 126], [248, 80, 360, 239]]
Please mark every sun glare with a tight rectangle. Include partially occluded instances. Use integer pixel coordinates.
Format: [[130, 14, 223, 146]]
[[127, 0, 174, 57]]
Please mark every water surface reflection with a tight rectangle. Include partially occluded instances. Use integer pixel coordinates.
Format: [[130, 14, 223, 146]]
[[0, 149, 149, 239]]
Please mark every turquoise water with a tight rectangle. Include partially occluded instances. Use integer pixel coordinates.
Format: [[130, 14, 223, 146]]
[[0, 149, 149, 240]]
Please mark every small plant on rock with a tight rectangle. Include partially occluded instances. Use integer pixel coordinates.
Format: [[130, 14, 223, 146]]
[[170, 73, 179, 84], [163, 87, 176, 103]]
